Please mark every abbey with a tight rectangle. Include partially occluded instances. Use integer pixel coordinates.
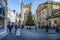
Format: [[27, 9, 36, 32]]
[[20, 2, 32, 25]]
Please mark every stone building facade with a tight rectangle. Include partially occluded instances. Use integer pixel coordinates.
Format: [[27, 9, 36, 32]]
[[8, 10, 12, 22], [15, 13, 21, 25], [36, 1, 60, 27], [21, 2, 32, 25], [0, 0, 8, 38], [33, 14, 38, 26]]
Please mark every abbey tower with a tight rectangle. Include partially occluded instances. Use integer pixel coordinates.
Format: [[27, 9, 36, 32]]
[[21, 2, 32, 25]]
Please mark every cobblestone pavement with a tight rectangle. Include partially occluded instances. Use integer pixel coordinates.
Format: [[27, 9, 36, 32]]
[[1, 28, 60, 40]]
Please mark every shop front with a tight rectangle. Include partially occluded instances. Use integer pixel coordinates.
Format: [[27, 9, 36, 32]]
[[0, 4, 8, 38], [48, 17, 60, 28], [0, 18, 4, 33], [0, 16, 7, 39]]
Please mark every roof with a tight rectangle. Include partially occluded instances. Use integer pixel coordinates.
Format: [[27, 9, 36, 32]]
[[36, 1, 60, 13]]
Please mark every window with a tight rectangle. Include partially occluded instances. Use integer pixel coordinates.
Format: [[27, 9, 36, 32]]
[[0, 8, 5, 16], [3, 9, 5, 16], [54, 21, 57, 24], [0, 8, 2, 14]]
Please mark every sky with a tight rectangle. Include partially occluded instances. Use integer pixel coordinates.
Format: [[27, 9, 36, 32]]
[[8, 0, 47, 14], [8, 0, 60, 22], [8, 0, 60, 14], [54, 0, 60, 2]]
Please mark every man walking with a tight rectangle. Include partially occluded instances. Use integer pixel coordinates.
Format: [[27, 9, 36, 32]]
[[7, 22, 11, 34], [46, 25, 49, 32], [21, 25, 24, 29], [56, 25, 59, 33], [15, 24, 17, 34]]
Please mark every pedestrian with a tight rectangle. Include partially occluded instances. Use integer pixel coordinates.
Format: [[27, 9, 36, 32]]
[[7, 22, 11, 34], [15, 24, 17, 34], [41, 24, 43, 29], [18, 24, 20, 28], [46, 25, 49, 32], [56, 25, 59, 33], [11, 24, 13, 30], [38, 25, 40, 29], [29, 27, 31, 30], [21, 25, 24, 29], [35, 26, 37, 30]]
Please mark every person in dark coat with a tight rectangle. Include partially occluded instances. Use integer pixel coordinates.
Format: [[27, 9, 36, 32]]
[[15, 24, 17, 34], [7, 22, 11, 34], [35, 26, 37, 30], [38, 25, 40, 29], [46, 25, 49, 32], [56, 25, 59, 33], [11, 24, 13, 29], [21, 25, 24, 29]]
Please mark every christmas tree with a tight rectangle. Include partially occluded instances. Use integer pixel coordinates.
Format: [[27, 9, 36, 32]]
[[26, 11, 35, 26]]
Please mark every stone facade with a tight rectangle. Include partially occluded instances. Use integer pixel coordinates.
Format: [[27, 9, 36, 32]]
[[48, 17, 60, 27], [0, 0, 8, 38], [15, 13, 21, 25], [8, 10, 12, 22], [21, 2, 32, 25], [33, 14, 38, 26], [36, 1, 60, 27]]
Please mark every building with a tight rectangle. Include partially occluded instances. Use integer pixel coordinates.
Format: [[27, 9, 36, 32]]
[[0, 0, 8, 38], [33, 14, 38, 26], [36, 1, 60, 27], [36, 1, 48, 26], [21, 2, 32, 25], [8, 10, 12, 22], [15, 13, 21, 25]]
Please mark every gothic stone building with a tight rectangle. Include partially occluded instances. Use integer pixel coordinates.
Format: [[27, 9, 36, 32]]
[[21, 2, 32, 25]]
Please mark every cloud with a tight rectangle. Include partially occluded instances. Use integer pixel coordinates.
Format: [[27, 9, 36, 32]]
[[54, 0, 60, 2]]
